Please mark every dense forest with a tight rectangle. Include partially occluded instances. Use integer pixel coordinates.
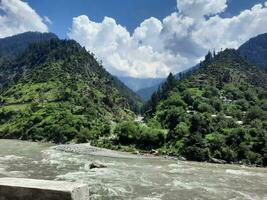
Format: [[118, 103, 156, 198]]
[[0, 36, 142, 143]]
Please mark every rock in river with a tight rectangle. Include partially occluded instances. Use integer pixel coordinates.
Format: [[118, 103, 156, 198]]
[[89, 161, 107, 169]]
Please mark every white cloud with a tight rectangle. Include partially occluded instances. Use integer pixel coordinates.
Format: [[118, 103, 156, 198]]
[[69, 1, 267, 78], [68, 15, 191, 78], [44, 16, 52, 25], [178, 0, 227, 18], [0, 0, 48, 38], [192, 2, 267, 50]]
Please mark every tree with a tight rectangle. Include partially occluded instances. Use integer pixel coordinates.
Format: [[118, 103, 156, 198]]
[[246, 106, 267, 122], [197, 102, 214, 113], [173, 122, 189, 139], [203, 86, 220, 98], [159, 107, 186, 130], [114, 121, 138, 145], [204, 51, 213, 64], [161, 72, 177, 99]]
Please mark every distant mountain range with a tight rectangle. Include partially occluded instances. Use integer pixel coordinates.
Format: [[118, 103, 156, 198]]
[[118, 76, 164, 92], [136, 84, 163, 102]]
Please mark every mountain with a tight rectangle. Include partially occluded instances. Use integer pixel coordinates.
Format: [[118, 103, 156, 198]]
[[0, 32, 58, 59], [142, 49, 267, 166], [0, 32, 59, 88], [238, 33, 267, 71], [137, 65, 201, 101], [0, 36, 142, 143], [118, 76, 164, 92], [138, 32, 267, 102], [136, 84, 163, 101]]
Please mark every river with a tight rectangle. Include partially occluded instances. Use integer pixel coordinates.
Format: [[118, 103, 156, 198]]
[[0, 139, 266, 200]]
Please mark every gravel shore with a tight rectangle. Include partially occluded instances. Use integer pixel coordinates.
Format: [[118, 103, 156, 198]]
[[54, 143, 151, 159]]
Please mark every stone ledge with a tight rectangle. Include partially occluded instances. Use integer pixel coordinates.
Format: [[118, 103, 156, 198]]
[[0, 178, 89, 200]]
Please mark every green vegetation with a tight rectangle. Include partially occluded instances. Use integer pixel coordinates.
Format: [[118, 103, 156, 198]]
[[89, 121, 167, 153], [1, 32, 267, 167], [239, 32, 267, 71], [0, 37, 142, 143], [142, 50, 267, 166], [0, 32, 58, 84]]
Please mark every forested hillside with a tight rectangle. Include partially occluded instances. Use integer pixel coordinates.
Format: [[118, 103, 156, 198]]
[[0, 32, 58, 59], [114, 50, 267, 166], [0, 32, 58, 89], [239, 33, 267, 71], [0, 37, 142, 143], [136, 65, 200, 101]]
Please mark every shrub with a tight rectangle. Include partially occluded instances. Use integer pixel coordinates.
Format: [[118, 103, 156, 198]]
[[221, 146, 238, 162]]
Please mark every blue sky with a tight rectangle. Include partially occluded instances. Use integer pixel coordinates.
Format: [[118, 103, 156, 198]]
[[25, 0, 266, 38], [25, 0, 177, 38], [1, 0, 267, 77]]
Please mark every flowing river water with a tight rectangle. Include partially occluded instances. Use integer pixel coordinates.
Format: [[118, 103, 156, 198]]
[[0, 139, 266, 200]]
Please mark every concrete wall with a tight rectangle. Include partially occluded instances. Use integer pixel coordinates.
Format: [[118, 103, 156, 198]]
[[0, 178, 89, 200]]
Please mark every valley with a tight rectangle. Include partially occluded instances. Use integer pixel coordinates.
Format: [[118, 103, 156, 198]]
[[0, 32, 267, 167], [1, 1, 267, 199]]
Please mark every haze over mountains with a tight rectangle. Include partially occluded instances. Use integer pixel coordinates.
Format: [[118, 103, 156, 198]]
[[118, 76, 164, 93], [122, 33, 267, 101]]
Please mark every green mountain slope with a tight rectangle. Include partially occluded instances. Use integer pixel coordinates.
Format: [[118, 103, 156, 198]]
[[0, 32, 58, 59], [0, 32, 58, 88], [0, 38, 142, 143], [136, 65, 200, 102], [238, 33, 267, 71], [143, 49, 267, 166]]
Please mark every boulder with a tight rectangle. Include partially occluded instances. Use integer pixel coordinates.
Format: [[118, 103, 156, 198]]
[[178, 156, 187, 161], [89, 161, 107, 169], [150, 149, 159, 156], [210, 157, 227, 164], [132, 150, 140, 155]]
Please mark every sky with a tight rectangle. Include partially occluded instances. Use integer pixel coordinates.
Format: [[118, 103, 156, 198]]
[[1, 0, 267, 78]]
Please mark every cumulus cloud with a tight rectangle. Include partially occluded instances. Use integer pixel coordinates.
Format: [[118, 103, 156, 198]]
[[0, 0, 48, 38], [69, 0, 267, 78], [178, 0, 227, 18], [68, 15, 189, 77]]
